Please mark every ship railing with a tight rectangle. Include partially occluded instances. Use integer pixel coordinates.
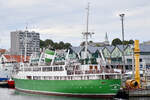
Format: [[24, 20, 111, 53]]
[[67, 69, 121, 76], [30, 73, 121, 81], [20, 65, 66, 72]]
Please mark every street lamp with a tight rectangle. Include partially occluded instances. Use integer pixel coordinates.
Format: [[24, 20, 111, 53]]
[[119, 13, 126, 73]]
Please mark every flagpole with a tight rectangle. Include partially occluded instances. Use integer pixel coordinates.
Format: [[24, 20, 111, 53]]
[[51, 51, 56, 66], [65, 49, 70, 66]]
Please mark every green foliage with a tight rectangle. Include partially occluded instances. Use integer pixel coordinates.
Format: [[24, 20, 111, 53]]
[[112, 38, 134, 46], [122, 40, 134, 45], [128, 40, 134, 44], [122, 40, 129, 45], [45, 39, 54, 48], [64, 43, 72, 49], [40, 40, 45, 48], [112, 38, 122, 46], [40, 39, 72, 50]]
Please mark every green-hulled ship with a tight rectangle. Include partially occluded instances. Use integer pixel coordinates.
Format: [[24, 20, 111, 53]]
[[13, 3, 121, 98], [13, 54, 121, 98], [13, 49, 121, 99]]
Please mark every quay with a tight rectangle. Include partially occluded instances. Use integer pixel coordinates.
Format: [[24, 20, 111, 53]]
[[128, 89, 150, 97]]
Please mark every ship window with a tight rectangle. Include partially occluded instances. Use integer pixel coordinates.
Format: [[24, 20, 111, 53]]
[[27, 76, 32, 80], [57, 67, 59, 71], [53, 67, 57, 71], [43, 76, 46, 80], [50, 67, 52, 71], [43, 76, 49, 80], [42, 67, 46, 71], [38, 76, 41, 80], [33, 68, 41, 71], [42, 67, 53, 71], [60, 67, 64, 71], [89, 66, 93, 70], [57, 67, 61, 71], [56, 67, 58, 71], [46, 67, 51, 71], [33, 76, 38, 80], [49, 76, 52, 80], [68, 76, 70, 80], [95, 66, 98, 70], [54, 76, 57, 80], [105, 75, 110, 79], [53, 67, 61, 71]]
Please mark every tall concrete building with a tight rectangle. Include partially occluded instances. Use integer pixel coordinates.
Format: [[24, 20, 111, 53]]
[[11, 30, 40, 56]]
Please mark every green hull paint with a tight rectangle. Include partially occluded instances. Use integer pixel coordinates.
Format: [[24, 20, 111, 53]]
[[14, 78, 121, 95]]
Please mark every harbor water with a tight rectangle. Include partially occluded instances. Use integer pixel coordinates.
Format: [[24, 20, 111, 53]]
[[1, 88, 150, 100], [0, 88, 103, 100]]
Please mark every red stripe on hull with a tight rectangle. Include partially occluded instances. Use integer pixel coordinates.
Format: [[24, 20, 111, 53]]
[[15, 88, 115, 99]]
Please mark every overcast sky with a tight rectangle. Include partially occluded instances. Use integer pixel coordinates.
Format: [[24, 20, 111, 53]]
[[0, 0, 150, 49]]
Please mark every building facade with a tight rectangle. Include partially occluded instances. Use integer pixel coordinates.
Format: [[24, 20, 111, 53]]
[[70, 44, 150, 71], [11, 30, 40, 56]]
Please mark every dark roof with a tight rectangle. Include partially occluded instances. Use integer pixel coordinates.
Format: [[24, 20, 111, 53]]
[[87, 46, 103, 53], [70, 46, 84, 54], [70, 44, 150, 54], [105, 46, 115, 53], [71, 46, 104, 54], [140, 44, 150, 52], [116, 45, 128, 52]]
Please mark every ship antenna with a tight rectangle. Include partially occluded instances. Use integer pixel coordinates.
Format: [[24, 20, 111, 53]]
[[24, 23, 28, 62], [25, 23, 28, 31], [82, 2, 94, 59]]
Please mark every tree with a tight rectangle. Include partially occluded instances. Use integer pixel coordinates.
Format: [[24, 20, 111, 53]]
[[64, 43, 72, 49], [53, 42, 59, 49], [59, 41, 65, 49], [40, 40, 45, 48], [40, 39, 72, 50], [45, 39, 54, 48], [112, 38, 122, 46], [129, 40, 134, 44], [111, 38, 134, 46], [122, 40, 129, 45]]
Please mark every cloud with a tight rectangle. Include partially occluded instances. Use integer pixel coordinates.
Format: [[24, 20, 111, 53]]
[[0, 0, 150, 49]]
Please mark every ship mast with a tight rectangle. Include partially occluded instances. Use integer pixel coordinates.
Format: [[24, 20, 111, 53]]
[[24, 25, 28, 62], [82, 2, 94, 59]]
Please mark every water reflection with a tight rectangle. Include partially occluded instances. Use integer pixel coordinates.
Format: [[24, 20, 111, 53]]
[[0, 88, 104, 100], [3, 88, 150, 100]]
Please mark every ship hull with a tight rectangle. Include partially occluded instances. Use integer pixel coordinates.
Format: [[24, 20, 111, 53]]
[[14, 78, 121, 98]]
